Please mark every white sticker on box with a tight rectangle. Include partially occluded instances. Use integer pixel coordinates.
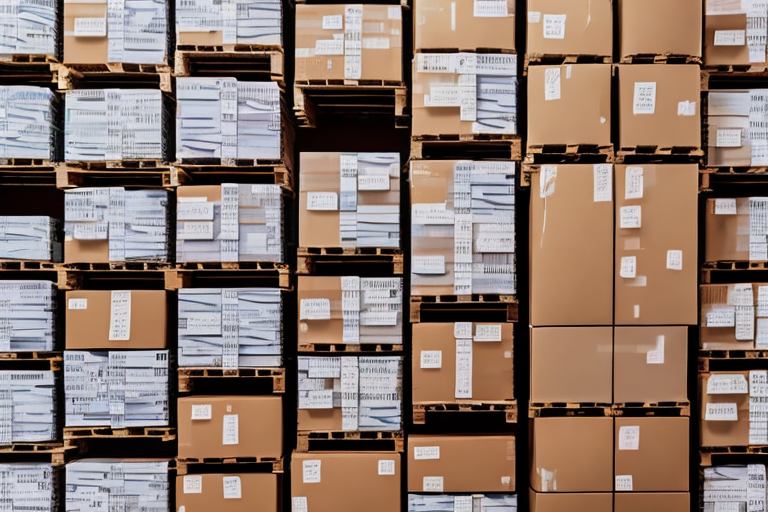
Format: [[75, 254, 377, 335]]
[[666, 250, 683, 271], [315, 39, 344, 55], [593, 164, 612, 202], [108, 291, 131, 341], [191, 404, 212, 420], [303, 460, 321, 483], [474, 325, 502, 342], [423, 477, 444, 492], [177, 202, 215, 221], [646, 336, 665, 364], [618, 425, 640, 450], [388, 6, 401, 19], [74, 17, 106, 37], [185, 312, 222, 335], [678, 101, 697, 116], [378, 460, 396, 475], [223, 476, 241, 499], [715, 198, 738, 215], [540, 166, 557, 197], [715, 29, 746, 46], [528, 11, 541, 23], [620, 206, 642, 229], [300, 299, 331, 320], [455, 338, 473, 399], [706, 308, 736, 327], [292, 497, 308, 512], [178, 222, 214, 240], [707, 374, 749, 394], [357, 174, 390, 191], [454, 322, 473, 339], [414, 446, 440, 460], [413, 256, 446, 275], [625, 167, 644, 200], [736, 306, 755, 341], [222, 414, 238, 445], [717, 129, 743, 148], [474, 0, 507, 17], [68, 298, 87, 310], [615, 475, 633, 491], [420, 351, 442, 369], [620, 256, 637, 279], [454, 496, 473, 512], [633, 82, 657, 115], [543, 14, 566, 39], [425, 86, 461, 107], [307, 192, 338, 211], [183, 475, 202, 494], [322, 15, 343, 30], [706, 402, 739, 421], [544, 67, 561, 101]]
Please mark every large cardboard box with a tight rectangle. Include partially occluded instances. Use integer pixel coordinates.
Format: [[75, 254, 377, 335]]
[[526, 0, 612, 58], [704, 1, 763, 66], [706, 90, 766, 168], [177, 396, 283, 459], [614, 417, 689, 492], [295, 5, 403, 82], [529, 491, 612, 512], [700, 283, 764, 350], [65, 290, 167, 349], [414, 0, 515, 51], [299, 152, 401, 249], [177, 473, 278, 512], [530, 165, 613, 326], [291, 452, 401, 512], [614, 164, 698, 325], [412, 322, 513, 402], [617, 65, 701, 149], [700, 371, 751, 447], [176, 0, 281, 48], [613, 327, 688, 404], [705, 197, 757, 263], [618, 0, 702, 60], [530, 327, 612, 404], [530, 417, 613, 492], [614, 493, 690, 512], [408, 435, 515, 492]]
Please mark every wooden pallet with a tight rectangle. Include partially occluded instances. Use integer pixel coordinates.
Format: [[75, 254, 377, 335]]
[[616, 146, 703, 163], [0, 158, 55, 167], [0, 260, 59, 270], [54, 63, 172, 92], [613, 402, 691, 417], [297, 431, 403, 453], [0, 54, 58, 64], [171, 163, 292, 189], [176, 457, 283, 475], [699, 351, 768, 372], [410, 295, 518, 323], [0, 442, 77, 466], [294, 82, 408, 128], [178, 367, 285, 393], [525, 144, 614, 164], [619, 54, 702, 65], [703, 261, 768, 271], [413, 401, 517, 425], [297, 247, 403, 275], [410, 135, 521, 160], [165, 265, 291, 290], [701, 446, 768, 467], [175, 48, 283, 83], [524, 54, 611, 69], [298, 343, 403, 353], [0, 59, 56, 87], [64, 261, 172, 271], [56, 165, 172, 189], [0, 352, 62, 371], [529, 403, 690, 418], [0, 166, 57, 185], [64, 426, 175, 441]]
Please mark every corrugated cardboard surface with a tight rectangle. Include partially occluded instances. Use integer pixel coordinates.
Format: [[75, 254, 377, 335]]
[[618, 0, 702, 58], [291, 452, 401, 512], [298, 276, 343, 344], [178, 396, 283, 459], [65, 290, 167, 349], [529, 491, 613, 512], [614, 493, 691, 512], [700, 283, 755, 350], [700, 371, 750, 447], [705, 12, 750, 66], [407, 435, 516, 492], [705, 197, 749, 262], [64, 3, 108, 64], [414, 0, 515, 51], [527, 0, 612, 57], [176, 473, 279, 512]]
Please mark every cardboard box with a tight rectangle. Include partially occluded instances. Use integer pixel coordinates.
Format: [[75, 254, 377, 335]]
[[66, 290, 167, 350], [291, 452, 401, 512], [705, 197, 759, 263], [176, 0, 281, 48], [700, 283, 765, 350], [529, 491, 612, 512], [299, 152, 401, 249], [527, 65, 611, 147], [0, 87, 59, 160], [177, 473, 278, 512], [617, 65, 700, 149], [298, 276, 403, 345], [408, 435, 515, 492], [614, 417, 689, 492], [414, 0, 515, 51], [530, 417, 613, 492], [412, 53, 517, 137], [700, 371, 752, 447], [68, 460, 169, 511], [412, 322, 513, 402], [526, 0, 612, 58], [613, 327, 688, 404], [530, 164, 613, 326], [295, 5, 403, 82], [614, 493, 690, 512], [178, 396, 282, 459], [618, 0, 702, 60], [706, 90, 767, 167], [614, 164, 698, 325], [703, 466, 766, 512], [704, 1, 764, 66], [530, 327, 612, 404]]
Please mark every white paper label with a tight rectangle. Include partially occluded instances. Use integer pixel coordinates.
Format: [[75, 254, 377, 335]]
[[666, 250, 683, 271], [378, 460, 396, 475], [625, 167, 644, 200], [707, 308, 736, 328], [615, 475, 633, 491], [618, 425, 640, 450], [191, 404, 212, 420], [706, 402, 739, 421], [300, 299, 331, 320], [677, 101, 697, 116], [307, 192, 338, 211], [183, 476, 202, 494], [646, 336, 665, 364], [540, 165, 557, 197], [454, 322, 473, 339], [322, 15, 343, 30], [315, 39, 344, 55], [292, 497, 308, 512], [388, 6, 401, 19], [543, 14, 566, 39], [454, 496, 473, 512], [108, 291, 131, 341], [707, 374, 749, 394], [68, 298, 88, 310], [544, 68, 561, 101], [74, 17, 106, 37], [715, 30, 746, 46], [715, 198, 738, 215], [423, 477, 444, 492], [528, 11, 541, 23], [222, 414, 238, 445], [178, 202, 215, 221], [413, 256, 446, 275], [474, 325, 502, 342], [222, 476, 241, 499], [474, 0, 507, 17], [620, 206, 642, 229], [414, 446, 440, 460], [420, 351, 442, 369], [717, 129, 743, 148], [593, 164, 612, 202], [455, 338, 473, 399], [633, 82, 657, 115], [620, 256, 637, 279], [303, 460, 321, 483], [357, 175, 390, 191]]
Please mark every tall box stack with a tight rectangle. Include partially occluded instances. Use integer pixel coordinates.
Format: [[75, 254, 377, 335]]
[[0, 86, 60, 162]]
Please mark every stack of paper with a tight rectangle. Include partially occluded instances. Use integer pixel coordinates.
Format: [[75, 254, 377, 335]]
[[703, 465, 766, 512], [0, 463, 55, 511], [0, 281, 56, 352], [109, 0, 168, 64], [0, 216, 61, 261], [175, 0, 281, 46], [66, 460, 169, 512], [0, 371, 57, 444], [0, 86, 59, 160], [0, 0, 57, 56], [408, 494, 517, 512]]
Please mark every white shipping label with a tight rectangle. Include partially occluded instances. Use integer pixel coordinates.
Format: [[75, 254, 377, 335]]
[[183, 475, 202, 494], [413, 256, 446, 275], [475, 324, 502, 342], [544, 68, 561, 101], [307, 192, 338, 211], [715, 198, 738, 215], [315, 39, 344, 55], [677, 101, 697, 116], [618, 425, 640, 450], [633, 82, 657, 115], [357, 175, 390, 191], [646, 336, 665, 364], [615, 475, 633, 492], [414, 446, 440, 460], [715, 30, 747, 46], [758, 318, 768, 348], [620, 256, 637, 279], [716, 129, 743, 148], [177, 202, 215, 221], [222, 414, 239, 445], [454, 322, 473, 339], [388, 6, 401, 19], [736, 306, 755, 341], [420, 351, 442, 369], [191, 404, 212, 420], [222, 476, 242, 499], [706, 308, 736, 328], [74, 17, 107, 37], [292, 497, 308, 512], [303, 460, 321, 483], [707, 374, 749, 394], [108, 291, 131, 341], [455, 338, 473, 399], [454, 496, 473, 512], [593, 164, 612, 202], [543, 14, 566, 39], [322, 15, 343, 30], [300, 299, 331, 320], [625, 167, 644, 200], [705, 402, 739, 421], [185, 313, 222, 335], [620, 206, 642, 229], [423, 477, 444, 492], [528, 11, 541, 23], [666, 250, 683, 271], [378, 460, 396, 475], [474, 0, 508, 17], [68, 298, 87, 310], [540, 165, 557, 197]]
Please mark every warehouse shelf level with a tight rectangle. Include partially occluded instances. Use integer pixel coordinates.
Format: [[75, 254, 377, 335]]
[[297, 430, 404, 453], [297, 247, 403, 275], [178, 367, 285, 394], [524, 144, 614, 165], [410, 134, 522, 161], [412, 400, 518, 425]]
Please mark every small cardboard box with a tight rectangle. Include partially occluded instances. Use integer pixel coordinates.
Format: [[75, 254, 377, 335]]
[[529, 491, 612, 512], [700, 371, 751, 447], [526, 0, 612, 58], [177, 473, 279, 512], [614, 493, 690, 512], [414, 0, 515, 51], [704, 197, 751, 263], [705, 1, 757, 67], [618, 0, 702, 60], [700, 283, 763, 351]]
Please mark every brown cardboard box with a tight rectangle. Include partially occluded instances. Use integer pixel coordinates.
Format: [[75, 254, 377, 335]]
[[299, 152, 401, 249], [705, 197, 751, 263], [617, 65, 701, 149], [64, 3, 108, 64], [408, 435, 515, 492], [291, 452, 401, 512], [530, 417, 613, 492], [412, 323, 513, 402], [295, 5, 403, 82], [177, 473, 278, 512], [704, 3, 756, 66], [527, 65, 612, 147], [530, 164, 613, 326], [614, 493, 690, 512], [700, 371, 750, 447], [700, 283, 761, 350], [613, 327, 688, 404], [614, 417, 689, 492], [177, 396, 283, 459], [526, 0, 612, 58], [529, 491, 613, 512], [65, 290, 167, 349], [414, 0, 515, 51], [614, 164, 698, 325], [530, 327, 612, 404], [618, 0, 702, 60]]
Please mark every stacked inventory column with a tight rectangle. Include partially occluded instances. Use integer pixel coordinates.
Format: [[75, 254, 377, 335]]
[[408, 1, 518, 511], [700, 1, 768, 508], [526, 1, 700, 511]]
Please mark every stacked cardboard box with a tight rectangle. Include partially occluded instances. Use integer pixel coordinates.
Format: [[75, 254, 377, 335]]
[[0, 217, 61, 261], [0, 86, 59, 160], [0, 463, 56, 511], [705, 197, 768, 263], [703, 465, 767, 511], [0, 370, 57, 444], [705, 0, 768, 66], [66, 460, 170, 512], [0, 281, 57, 352], [700, 370, 768, 446], [701, 283, 768, 350], [175, 0, 281, 47], [0, 0, 57, 57], [707, 89, 768, 166], [178, 473, 280, 511]]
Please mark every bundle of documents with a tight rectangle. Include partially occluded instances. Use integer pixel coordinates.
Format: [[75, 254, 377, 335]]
[[0, 463, 55, 512], [175, 0, 281, 46], [703, 465, 766, 512], [0, 370, 57, 444], [409, 494, 517, 512], [0, 0, 57, 56], [0, 216, 61, 261], [0, 86, 59, 160], [0, 281, 56, 352]]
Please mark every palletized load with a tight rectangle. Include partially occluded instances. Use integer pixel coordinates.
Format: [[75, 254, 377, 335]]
[[64, 350, 169, 427], [707, 89, 768, 167], [64, 89, 165, 162], [701, 371, 768, 447], [703, 465, 766, 512], [176, 0, 281, 47], [66, 460, 170, 512], [178, 288, 282, 368], [0, 281, 56, 352], [0, 86, 59, 160], [0, 0, 57, 57], [701, 283, 768, 350], [176, 78, 282, 161], [410, 160, 515, 296], [408, 494, 517, 512], [64, 188, 170, 264], [705, 0, 768, 66], [0, 370, 57, 444], [176, 184, 283, 263], [0, 217, 61, 261], [0, 463, 56, 512], [705, 197, 768, 263], [414, 0, 515, 52]]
